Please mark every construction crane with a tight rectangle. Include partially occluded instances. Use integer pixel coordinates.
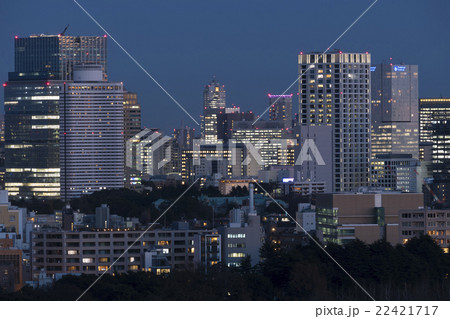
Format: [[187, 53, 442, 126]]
[[60, 24, 69, 36], [413, 168, 443, 204]]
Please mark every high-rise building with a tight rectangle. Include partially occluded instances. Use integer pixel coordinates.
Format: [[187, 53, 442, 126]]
[[232, 120, 293, 174], [419, 98, 450, 143], [123, 91, 141, 141], [4, 34, 108, 199], [371, 64, 419, 159], [3, 80, 62, 198], [201, 78, 225, 144], [268, 94, 293, 128], [418, 99, 450, 201], [173, 126, 195, 150], [298, 52, 371, 192], [59, 65, 124, 200], [14, 34, 107, 81], [216, 106, 255, 143]]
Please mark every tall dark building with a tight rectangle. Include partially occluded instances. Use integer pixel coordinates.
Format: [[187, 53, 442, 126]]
[[123, 91, 142, 141], [371, 63, 419, 159], [14, 34, 107, 81], [4, 34, 108, 198], [430, 121, 450, 202], [268, 94, 293, 128], [419, 98, 450, 143], [201, 78, 225, 144], [3, 81, 61, 198], [217, 107, 254, 143]]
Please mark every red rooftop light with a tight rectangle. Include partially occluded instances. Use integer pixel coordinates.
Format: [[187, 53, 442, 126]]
[[46, 82, 50, 86], [14, 36, 18, 39], [103, 34, 107, 38], [2, 83, 6, 87]]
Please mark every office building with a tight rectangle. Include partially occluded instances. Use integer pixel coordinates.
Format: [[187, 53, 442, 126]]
[[126, 128, 173, 178], [173, 126, 195, 150], [316, 192, 424, 245], [371, 64, 419, 159], [419, 98, 450, 143], [3, 80, 62, 198], [123, 91, 142, 141], [298, 52, 371, 192], [231, 120, 293, 172], [268, 94, 293, 128], [4, 33, 107, 199], [216, 106, 255, 143], [201, 78, 226, 144], [399, 209, 450, 251], [430, 121, 450, 202], [14, 34, 107, 81], [59, 65, 124, 200], [219, 184, 264, 267], [370, 154, 420, 192]]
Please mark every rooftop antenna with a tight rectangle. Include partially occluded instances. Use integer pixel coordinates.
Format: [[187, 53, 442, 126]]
[[61, 24, 70, 36]]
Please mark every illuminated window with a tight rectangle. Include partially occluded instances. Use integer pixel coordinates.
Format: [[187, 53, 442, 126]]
[[98, 266, 108, 272], [82, 258, 94, 263], [99, 257, 109, 263], [67, 250, 79, 255]]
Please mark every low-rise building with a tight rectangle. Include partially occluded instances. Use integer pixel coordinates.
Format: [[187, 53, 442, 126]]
[[399, 209, 450, 251], [316, 192, 424, 245], [31, 227, 219, 279]]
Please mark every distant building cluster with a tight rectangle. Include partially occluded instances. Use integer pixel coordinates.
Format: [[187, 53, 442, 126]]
[[1, 32, 450, 292]]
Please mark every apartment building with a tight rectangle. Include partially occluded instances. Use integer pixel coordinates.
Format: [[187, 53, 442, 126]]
[[31, 228, 219, 279]]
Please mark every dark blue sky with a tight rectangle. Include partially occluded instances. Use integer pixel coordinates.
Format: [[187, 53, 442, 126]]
[[1, 0, 449, 132]]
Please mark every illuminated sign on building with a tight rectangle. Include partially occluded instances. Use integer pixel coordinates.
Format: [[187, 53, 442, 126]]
[[393, 66, 406, 72], [370, 66, 376, 72]]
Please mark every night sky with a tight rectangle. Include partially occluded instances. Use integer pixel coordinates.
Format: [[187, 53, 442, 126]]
[[1, 0, 449, 133]]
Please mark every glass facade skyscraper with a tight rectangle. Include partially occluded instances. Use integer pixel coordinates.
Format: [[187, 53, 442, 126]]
[[14, 34, 107, 80], [370, 64, 419, 159], [4, 34, 108, 198], [419, 98, 450, 143], [3, 81, 62, 197]]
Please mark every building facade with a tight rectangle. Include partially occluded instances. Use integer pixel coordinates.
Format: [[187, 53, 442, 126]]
[[14, 34, 107, 81], [399, 209, 450, 251], [268, 94, 293, 128], [371, 64, 419, 159], [59, 65, 124, 200], [31, 228, 220, 279], [316, 192, 424, 245], [201, 78, 226, 144], [298, 52, 371, 192], [370, 154, 420, 192]]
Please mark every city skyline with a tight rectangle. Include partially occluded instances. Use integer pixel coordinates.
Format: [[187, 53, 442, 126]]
[[1, 0, 450, 133]]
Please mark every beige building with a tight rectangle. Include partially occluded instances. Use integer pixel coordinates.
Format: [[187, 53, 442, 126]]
[[399, 209, 450, 252], [316, 192, 424, 245]]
